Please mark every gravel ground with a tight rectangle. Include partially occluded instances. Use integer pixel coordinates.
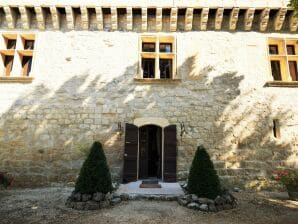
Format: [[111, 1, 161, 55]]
[[0, 187, 297, 224]]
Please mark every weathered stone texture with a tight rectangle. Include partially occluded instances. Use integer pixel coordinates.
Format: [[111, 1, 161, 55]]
[[0, 31, 297, 188]]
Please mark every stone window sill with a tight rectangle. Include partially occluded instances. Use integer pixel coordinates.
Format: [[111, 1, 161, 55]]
[[265, 81, 298, 87], [134, 78, 181, 84], [0, 76, 34, 83]]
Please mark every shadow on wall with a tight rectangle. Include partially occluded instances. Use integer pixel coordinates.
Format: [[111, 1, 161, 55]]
[[0, 53, 295, 188]]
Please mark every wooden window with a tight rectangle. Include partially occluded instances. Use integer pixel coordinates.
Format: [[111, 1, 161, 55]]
[[24, 40, 34, 50], [21, 56, 32, 76], [0, 33, 35, 81], [273, 119, 281, 139], [268, 38, 298, 82], [138, 35, 176, 80], [4, 55, 14, 76]]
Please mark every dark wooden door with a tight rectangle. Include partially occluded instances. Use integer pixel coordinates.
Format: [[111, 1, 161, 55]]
[[123, 123, 138, 183], [139, 126, 149, 179], [163, 125, 177, 182]]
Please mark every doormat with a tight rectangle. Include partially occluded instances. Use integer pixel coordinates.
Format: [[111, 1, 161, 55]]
[[139, 179, 161, 188], [139, 183, 162, 188]]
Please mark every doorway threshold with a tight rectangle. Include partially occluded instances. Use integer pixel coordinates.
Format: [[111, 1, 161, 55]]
[[116, 180, 185, 199]]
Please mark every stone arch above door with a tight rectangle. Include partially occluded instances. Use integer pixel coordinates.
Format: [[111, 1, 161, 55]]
[[133, 117, 169, 128]]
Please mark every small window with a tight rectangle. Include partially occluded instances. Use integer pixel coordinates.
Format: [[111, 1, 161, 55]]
[[22, 56, 33, 76], [24, 40, 35, 50], [269, 45, 279, 55], [139, 36, 176, 80], [142, 58, 155, 78], [270, 61, 282, 81], [273, 119, 281, 139], [142, 43, 155, 52], [6, 39, 16, 49], [287, 45, 296, 55], [160, 59, 172, 79], [4, 55, 14, 76], [289, 61, 298, 81], [160, 43, 172, 53]]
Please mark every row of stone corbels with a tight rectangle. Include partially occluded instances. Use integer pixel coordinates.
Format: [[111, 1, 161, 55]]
[[1, 6, 298, 32]]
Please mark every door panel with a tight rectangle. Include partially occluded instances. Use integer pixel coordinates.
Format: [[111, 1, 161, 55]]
[[164, 125, 177, 182], [123, 123, 138, 183], [139, 126, 148, 179]]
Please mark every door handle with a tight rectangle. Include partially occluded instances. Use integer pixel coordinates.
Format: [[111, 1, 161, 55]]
[[124, 153, 128, 157], [126, 141, 131, 144]]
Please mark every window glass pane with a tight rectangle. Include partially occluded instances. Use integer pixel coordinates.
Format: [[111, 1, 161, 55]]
[[270, 60, 282, 81], [142, 43, 155, 52], [160, 43, 172, 53], [22, 56, 33, 76], [4, 56, 14, 76], [6, 39, 16, 49], [269, 45, 279, 55], [286, 45, 296, 55], [289, 61, 298, 81], [160, 59, 172, 79], [24, 40, 35, 50], [142, 58, 155, 78]]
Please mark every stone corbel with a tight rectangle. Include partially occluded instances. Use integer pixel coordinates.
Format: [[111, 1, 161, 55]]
[[289, 12, 298, 32], [200, 8, 209, 31], [274, 8, 287, 31], [111, 7, 117, 31], [141, 8, 147, 32], [259, 8, 270, 32], [229, 7, 240, 30], [126, 7, 133, 31], [50, 6, 60, 30], [19, 6, 31, 30], [34, 6, 45, 30], [156, 8, 162, 32], [215, 7, 224, 30], [170, 7, 178, 32], [244, 8, 255, 31], [65, 6, 75, 30], [95, 6, 103, 31], [185, 8, 193, 31], [80, 6, 89, 30], [3, 6, 17, 29]]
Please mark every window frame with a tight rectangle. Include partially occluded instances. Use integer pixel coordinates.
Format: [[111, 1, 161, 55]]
[[137, 35, 177, 81], [267, 38, 298, 84]]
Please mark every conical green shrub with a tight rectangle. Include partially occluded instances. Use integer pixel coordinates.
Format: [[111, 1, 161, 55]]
[[187, 145, 221, 199], [75, 141, 112, 194]]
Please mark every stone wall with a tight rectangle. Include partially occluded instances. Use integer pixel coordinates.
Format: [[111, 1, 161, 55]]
[[0, 30, 297, 188]]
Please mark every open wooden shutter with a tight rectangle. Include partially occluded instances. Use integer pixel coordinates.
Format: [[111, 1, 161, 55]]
[[123, 123, 138, 183], [163, 125, 177, 182]]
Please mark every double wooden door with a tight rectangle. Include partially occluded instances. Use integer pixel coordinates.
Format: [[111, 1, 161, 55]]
[[123, 123, 177, 183]]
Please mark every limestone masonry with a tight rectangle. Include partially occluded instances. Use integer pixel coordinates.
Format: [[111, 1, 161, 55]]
[[0, 0, 297, 189]]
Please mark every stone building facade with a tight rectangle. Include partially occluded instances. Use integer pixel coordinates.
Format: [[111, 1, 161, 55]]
[[0, 0, 297, 188]]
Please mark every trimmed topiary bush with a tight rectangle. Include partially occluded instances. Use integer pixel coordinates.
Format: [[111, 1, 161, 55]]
[[187, 145, 221, 199], [75, 141, 112, 194]]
